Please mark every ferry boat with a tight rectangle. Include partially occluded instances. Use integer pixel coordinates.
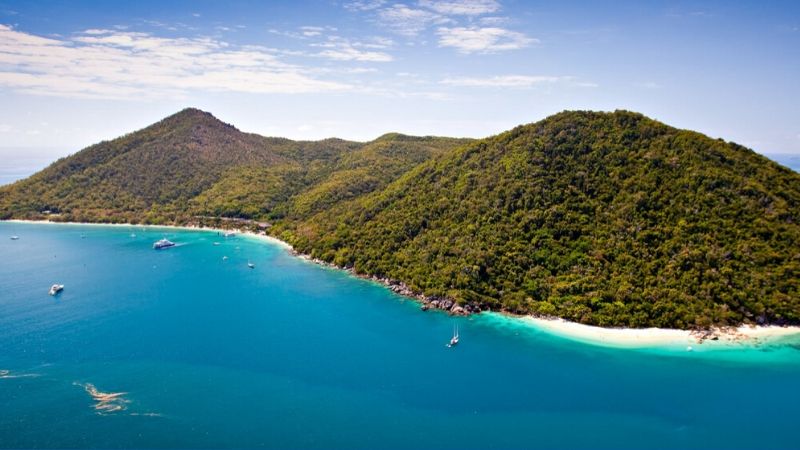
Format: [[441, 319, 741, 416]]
[[49, 284, 64, 296], [153, 238, 176, 250]]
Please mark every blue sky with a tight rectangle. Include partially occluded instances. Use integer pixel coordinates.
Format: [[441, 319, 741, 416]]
[[0, 0, 798, 160]]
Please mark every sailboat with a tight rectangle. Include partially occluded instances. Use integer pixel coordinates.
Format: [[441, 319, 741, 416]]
[[447, 324, 459, 347]]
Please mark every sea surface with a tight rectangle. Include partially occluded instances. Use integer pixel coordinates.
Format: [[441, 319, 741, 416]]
[[1, 222, 799, 449]]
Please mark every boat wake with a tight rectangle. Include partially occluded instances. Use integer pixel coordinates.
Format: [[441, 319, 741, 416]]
[[0, 369, 40, 379], [130, 412, 163, 418], [74, 382, 130, 414]]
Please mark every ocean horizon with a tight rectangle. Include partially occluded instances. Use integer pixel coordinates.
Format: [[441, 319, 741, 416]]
[[1, 222, 799, 449]]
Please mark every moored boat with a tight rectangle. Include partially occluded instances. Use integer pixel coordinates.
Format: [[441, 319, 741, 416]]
[[49, 284, 64, 295]]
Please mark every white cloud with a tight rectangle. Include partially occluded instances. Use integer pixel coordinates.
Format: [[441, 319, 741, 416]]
[[635, 81, 661, 89], [316, 46, 393, 62], [300, 26, 330, 37], [478, 16, 509, 26], [437, 26, 536, 53], [311, 37, 393, 62], [344, 0, 387, 11], [377, 4, 450, 36], [440, 75, 561, 87], [0, 25, 349, 100], [440, 75, 596, 89], [0, 123, 11, 133], [419, 0, 500, 16]]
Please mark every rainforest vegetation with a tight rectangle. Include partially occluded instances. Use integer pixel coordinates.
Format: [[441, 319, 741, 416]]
[[2, 108, 798, 329]]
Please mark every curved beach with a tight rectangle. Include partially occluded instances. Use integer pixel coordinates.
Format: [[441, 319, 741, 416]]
[[519, 316, 800, 350], [7, 219, 800, 350]]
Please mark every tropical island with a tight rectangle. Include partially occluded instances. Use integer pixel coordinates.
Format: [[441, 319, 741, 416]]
[[2, 108, 799, 331]]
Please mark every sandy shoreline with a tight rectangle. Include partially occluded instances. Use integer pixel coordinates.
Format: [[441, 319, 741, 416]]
[[5, 218, 294, 250], [6, 219, 800, 349], [521, 316, 800, 349]]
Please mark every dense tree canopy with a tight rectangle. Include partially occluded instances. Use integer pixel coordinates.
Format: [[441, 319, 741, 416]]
[[2, 108, 798, 329]]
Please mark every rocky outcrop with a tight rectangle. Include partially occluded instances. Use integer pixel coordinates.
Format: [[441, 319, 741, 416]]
[[292, 251, 481, 316]]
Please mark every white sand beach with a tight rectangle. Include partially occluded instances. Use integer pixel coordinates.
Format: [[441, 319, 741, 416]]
[[7, 219, 800, 349], [523, 316, 800, 349]]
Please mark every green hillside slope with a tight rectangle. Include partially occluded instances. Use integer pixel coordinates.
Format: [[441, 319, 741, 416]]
[[3, 108, 798, 329], [0, 109, 467, 224], [277, 111, 800, 329]]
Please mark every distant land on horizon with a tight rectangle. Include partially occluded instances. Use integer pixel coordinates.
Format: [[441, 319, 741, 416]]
[[1, 108, 799, 330]]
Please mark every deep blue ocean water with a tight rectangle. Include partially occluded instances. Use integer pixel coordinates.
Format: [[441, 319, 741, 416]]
[[1, 222, 799, 449]]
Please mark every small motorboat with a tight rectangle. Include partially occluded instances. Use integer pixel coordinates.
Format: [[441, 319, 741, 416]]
[[153, 238, 175, 250], [247, 261, 255, 269], [222, 256, 228, 261], [213, 242, 220, 246], [49, 284, 64, 296], [10, 235, 19, 240], [223, 231, 236, 238], [447, 324, 459, 347]]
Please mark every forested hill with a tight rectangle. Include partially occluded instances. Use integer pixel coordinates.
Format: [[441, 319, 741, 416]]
[[276, 111, 800, 329], [0, 108, 469, 223], [2, 109, 799, 329]]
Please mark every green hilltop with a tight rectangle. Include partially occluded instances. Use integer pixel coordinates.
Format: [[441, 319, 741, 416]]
[[2, 108, 799, 329]]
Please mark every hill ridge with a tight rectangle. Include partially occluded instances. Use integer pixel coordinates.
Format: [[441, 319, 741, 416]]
[[2, 108, 798, 329]]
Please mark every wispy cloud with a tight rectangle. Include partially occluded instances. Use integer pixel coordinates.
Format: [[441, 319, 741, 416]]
[[441, 75, 561, 87], [344, 0, 388, 12], [635, 81, 661, 89], [377, 4, 450, 36], [0, 25, 349, 100], [419, 0, 500, 16], [437, 26, 536, 53], [300, 26, 325, 37], [311, 37, 394, 62]]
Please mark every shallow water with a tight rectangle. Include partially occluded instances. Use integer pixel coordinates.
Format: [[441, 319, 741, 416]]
[[1, 222, 799, 449]]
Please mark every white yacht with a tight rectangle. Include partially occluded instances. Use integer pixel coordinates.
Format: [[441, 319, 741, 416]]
[[49, 284, 64, 296], [153, 238, 176, 250], [447, 324, 460, 347]]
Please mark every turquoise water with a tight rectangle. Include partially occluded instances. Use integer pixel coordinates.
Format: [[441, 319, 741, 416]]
[[1, 222, 799, 449]]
